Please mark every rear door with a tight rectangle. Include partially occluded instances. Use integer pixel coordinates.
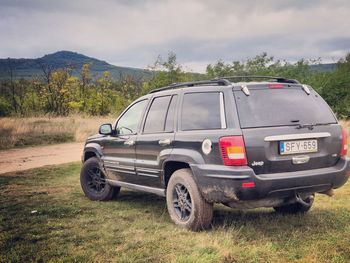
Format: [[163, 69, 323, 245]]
[[135, 94, 178, 188], [233, 84, 342, 175]]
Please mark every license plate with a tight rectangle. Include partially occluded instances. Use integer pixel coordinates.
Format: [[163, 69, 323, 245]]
[[279, 139, 318, 155]]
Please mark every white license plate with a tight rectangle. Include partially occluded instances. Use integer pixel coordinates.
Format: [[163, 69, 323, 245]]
[[279, 139, 318, 155]]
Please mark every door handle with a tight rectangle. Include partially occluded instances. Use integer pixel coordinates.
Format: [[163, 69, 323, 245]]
[[124, 140, 135, 146], [159, 138, 171, 146]]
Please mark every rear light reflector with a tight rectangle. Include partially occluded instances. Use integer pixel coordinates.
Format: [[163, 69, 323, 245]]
[[268, 83, 284, 89], [219, 136, 248, 166], [242, 182, 255, 188], [340, 128, 348, 157]]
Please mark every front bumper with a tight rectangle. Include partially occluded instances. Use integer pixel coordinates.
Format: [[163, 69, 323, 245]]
[[190, 157, 350, 203]]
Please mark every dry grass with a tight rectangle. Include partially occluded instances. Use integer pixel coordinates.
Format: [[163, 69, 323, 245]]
[[0, 116, 114, 150], [339, 120, 350, 131]]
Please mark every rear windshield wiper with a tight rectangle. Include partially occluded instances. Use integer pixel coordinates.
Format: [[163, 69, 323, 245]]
[[296, 123, 333, 130], [296, 123, 315, 130]]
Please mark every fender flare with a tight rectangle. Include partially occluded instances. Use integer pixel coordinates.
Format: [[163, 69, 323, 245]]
[[83, 142, 103, 162], [160, 148, 205, 185]]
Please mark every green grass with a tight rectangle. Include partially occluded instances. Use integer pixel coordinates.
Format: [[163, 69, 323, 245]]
[[1, 163, 349, 263]]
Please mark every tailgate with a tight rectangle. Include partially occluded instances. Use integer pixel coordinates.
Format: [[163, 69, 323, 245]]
[[242, 125, 342, 174], [233, 84, 342, 174]]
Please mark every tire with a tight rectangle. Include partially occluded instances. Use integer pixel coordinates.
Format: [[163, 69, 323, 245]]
[[166, 168, 213, 231], [80, 157, 120, 201], [273, 194, 314, 214]]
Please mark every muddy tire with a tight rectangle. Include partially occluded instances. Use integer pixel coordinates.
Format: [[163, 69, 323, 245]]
[[273, 194, 314, 214], [80, 157, 120, 201], [166, 168, 213, 231]]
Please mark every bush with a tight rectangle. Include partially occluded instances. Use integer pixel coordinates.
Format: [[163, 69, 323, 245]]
[[0, 96, 11, 116]]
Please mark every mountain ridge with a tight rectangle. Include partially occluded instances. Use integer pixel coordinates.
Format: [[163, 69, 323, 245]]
[[0, 50, 337, 81], [0, 51, 151, 80]]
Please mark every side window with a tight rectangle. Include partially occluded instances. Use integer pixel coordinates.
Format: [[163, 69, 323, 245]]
[[181, 92, 221, 130], [143, 96, 171, 134], [116, 99, 148, 135], [164, 95, 178, 132]]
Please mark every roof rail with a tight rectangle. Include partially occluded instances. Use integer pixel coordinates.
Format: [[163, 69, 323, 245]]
[[148, 79, 231, 94], [213, 76, 300, 84]]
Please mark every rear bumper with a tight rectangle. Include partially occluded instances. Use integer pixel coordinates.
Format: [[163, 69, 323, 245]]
[[190, 157, 350, 203]]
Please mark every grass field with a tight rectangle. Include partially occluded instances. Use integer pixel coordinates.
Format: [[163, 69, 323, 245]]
[[1, 163, 349, 263], [0, 116, 114, 150]]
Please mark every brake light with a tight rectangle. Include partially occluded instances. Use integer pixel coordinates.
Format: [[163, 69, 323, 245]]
[[242, 182, 255, 188], [219, 136, 248, 166], [268, 83, 284, 89], [340, 128, 348, 157]]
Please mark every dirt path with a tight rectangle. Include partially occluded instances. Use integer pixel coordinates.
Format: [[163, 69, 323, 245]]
[[0, 142, 84, 174]]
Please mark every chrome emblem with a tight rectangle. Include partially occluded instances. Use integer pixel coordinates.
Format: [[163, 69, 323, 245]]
[[251, 161, 264, 166]]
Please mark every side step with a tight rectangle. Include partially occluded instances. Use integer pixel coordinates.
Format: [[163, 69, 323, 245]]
[[106, 179, 166, 197]]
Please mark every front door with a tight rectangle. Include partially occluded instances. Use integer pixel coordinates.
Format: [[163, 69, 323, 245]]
[[102, 99, 149, 184]]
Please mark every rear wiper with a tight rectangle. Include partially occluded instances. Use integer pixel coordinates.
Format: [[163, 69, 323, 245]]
[[296, 123, 332, 130], [296, 123, 315, 130]]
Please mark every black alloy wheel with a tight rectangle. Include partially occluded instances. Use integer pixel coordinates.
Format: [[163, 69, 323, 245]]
[[173, 183, 192, 221]]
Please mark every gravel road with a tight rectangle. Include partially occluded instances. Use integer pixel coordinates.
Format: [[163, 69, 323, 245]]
[[0, 142, 84, 174]]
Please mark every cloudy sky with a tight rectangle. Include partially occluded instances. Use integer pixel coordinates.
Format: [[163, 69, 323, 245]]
[[1, 0, 350, 72]]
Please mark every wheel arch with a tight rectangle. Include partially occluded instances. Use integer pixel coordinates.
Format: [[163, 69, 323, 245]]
[[163, 161, 190, 187], [83, 143, 103, 162], [161, 149, 205, 187]]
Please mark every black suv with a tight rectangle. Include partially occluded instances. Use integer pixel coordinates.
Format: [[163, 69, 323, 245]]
[[80, 76, 349, 230]]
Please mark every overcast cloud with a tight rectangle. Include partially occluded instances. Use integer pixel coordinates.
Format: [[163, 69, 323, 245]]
[[0, 0, 349, 72]]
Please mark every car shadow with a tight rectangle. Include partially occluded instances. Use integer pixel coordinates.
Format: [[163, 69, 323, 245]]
[[113, 190, 347, 237]]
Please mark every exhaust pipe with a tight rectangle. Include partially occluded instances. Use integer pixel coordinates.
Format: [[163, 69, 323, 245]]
[[295, 193, 314, 207]]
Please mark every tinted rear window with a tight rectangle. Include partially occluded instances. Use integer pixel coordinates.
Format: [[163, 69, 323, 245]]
[[234, 87, 336, 128], [164, 95, 178, 132], [143, 96, 171, 133], [181, 92, 221, 130]]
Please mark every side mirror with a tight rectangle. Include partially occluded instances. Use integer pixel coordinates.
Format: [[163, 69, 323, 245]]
[[99, 123, 113, 135]]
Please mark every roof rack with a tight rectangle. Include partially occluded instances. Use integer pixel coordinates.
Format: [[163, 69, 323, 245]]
[[213, 76, 300, 84], [148, 79, 231, 94]]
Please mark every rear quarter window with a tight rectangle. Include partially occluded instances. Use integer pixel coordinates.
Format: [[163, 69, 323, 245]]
[[181, 92, 221, 130]]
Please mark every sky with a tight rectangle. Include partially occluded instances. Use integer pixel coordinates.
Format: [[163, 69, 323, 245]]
[[0, 0, 350, 73]]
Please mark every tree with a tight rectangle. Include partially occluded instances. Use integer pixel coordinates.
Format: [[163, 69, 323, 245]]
[[143, 51, 189, 93], [6, 58, 17, 112], [319, 53, 350, 119], [80, 63, 91, 109]]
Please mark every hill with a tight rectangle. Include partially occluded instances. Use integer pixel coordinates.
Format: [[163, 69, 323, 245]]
[[0, 51, 338, 81], [0, 51, 152, 80]]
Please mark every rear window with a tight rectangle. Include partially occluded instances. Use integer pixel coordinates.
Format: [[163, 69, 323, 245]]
[[143, 96, 171, 134], [234, 87, 336, 128]]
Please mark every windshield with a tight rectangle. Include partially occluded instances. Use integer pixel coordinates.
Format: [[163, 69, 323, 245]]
[[234, 87, 337, 129]]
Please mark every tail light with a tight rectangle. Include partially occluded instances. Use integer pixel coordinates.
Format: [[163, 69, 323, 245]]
[[340, 128, 348, 157], [219, 136, 248, 166]]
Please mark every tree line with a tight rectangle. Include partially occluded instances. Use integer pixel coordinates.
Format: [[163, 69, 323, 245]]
[[0, 52, 349, 119]]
